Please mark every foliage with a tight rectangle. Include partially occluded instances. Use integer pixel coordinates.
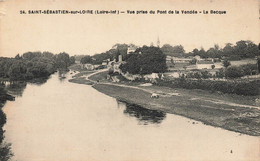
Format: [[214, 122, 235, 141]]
[[161, 44, 185, 57], [120, 46, 167, 75], [257, 58, 260, 73], [0, 51, 74, 81], [91, 44, 133, 64], [0, 86, 13, 161], [70, 56, 75, 65], [80, 55, 92, 64], [120, 54, 140, 74], [225, 66, 244, 79], [0, 143, 13, 161], [216, 68, 225, 78], [225, 64, 257, 79], [56, 52, 71, 69], [190, 40, 260, 60], [190, 58, 197, 64], [223, 59, 231, 68], [156, 78, 260, 96]]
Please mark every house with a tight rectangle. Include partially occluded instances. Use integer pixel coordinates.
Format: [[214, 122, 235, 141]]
[[122, 72, 142, 81], [127, 44, 138, 54], [172, 57, 192, 64], [144, 73, 159, 80], [166, 56, 174, 68], [196, 59, 214, 69], [81, 63, 95, 70], [194, 55, 202, 61], [102, 60, 108, 66]]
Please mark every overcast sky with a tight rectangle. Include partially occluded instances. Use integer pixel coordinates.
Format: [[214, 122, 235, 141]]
[[0, 0, 259, 57]]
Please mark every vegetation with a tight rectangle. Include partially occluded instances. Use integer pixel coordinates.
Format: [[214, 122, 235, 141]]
[[0, 86, 14, 160], [80, 55, 93, 64], [188, 40, 259, 60], [223, 59, 231, 68], [0, 51, 75, 81], [93, 83, 260, 136], [185, 63, 257, 80], [156, 78, 259, 96], [120, 46, 167, 75], [161, 44, 185, 57]]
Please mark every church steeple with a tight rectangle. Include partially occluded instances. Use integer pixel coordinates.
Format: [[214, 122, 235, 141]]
[[157, 36, 160, 47]]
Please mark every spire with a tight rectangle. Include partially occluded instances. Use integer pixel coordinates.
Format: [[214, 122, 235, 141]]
[[157, 36, 160, 47]]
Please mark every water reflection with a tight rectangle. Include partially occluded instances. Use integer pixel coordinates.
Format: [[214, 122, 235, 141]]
[[5, 82, 27, 97], [118, 101, 166, 125], [58, 70, 69, 82], [28, 77, 48, 85]]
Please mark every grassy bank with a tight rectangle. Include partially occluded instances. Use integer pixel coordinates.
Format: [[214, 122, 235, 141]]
[[68, 70, 94, 85], [69, 69, 260, 136], [92, 83, 260, 136]]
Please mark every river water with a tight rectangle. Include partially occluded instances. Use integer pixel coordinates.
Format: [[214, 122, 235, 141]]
[[3, 72, 259, 161]]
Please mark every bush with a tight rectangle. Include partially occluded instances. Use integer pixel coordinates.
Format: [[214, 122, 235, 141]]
[[225, 66, 244, 79], [155, 78, 260, 96], [0, 143, 13, 161], [240, 64, 257, 76]]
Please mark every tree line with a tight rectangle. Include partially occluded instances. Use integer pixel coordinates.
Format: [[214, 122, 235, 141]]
[[161, 40, 260, 60], [188, 40, 259, 60], [0, 51, 75, 81], [79, 44, 138, 65], [79, 40, 259, 67]]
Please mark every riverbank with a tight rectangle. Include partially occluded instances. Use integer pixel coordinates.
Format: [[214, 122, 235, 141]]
[[0, 86, 14, 160], [69, 69, 260, 136]]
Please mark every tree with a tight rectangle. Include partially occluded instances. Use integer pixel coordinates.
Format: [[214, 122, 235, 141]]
[[216, 68, 225, 78], [15, 54, 22, 59], [223, 59, 231, 68], [80, 55, 92, 64], [211, 65, 215, 69], [201, 71, 211, 79], [225, 66, 243, 79], [92, 52, 112, 64], [192, 48, 199, 56], [257, 58, 260, 73], [69, 56, 75, 65], [8, 60, 27, 81], [22, 51, 41, 60], [120, 53, 141, 74], [161, 44, 185, 57], [222, 43, 234, 57], [56, 52, 70, 69], [120, 46, 167, 75]]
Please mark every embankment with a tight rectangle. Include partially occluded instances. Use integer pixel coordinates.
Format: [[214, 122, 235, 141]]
[[92, 83, 260, 136]]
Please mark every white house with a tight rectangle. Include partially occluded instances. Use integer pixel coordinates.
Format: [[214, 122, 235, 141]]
[[81, 63, 95, 70], [172, 57, 192, 64], [127, 44, 138, 54]]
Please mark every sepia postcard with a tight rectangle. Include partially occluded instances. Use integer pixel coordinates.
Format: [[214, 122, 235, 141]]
[[0, 0, 259, 161]]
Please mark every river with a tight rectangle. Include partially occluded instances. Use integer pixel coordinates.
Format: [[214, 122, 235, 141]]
[[3, 72, 259, 161]]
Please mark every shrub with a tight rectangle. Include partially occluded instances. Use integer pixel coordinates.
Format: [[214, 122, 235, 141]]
[[155, 78, 260, 96], [225, 66, 244, 79]]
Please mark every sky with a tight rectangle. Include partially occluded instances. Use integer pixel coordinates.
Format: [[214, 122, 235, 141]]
[[0, 0, 259, 57]]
